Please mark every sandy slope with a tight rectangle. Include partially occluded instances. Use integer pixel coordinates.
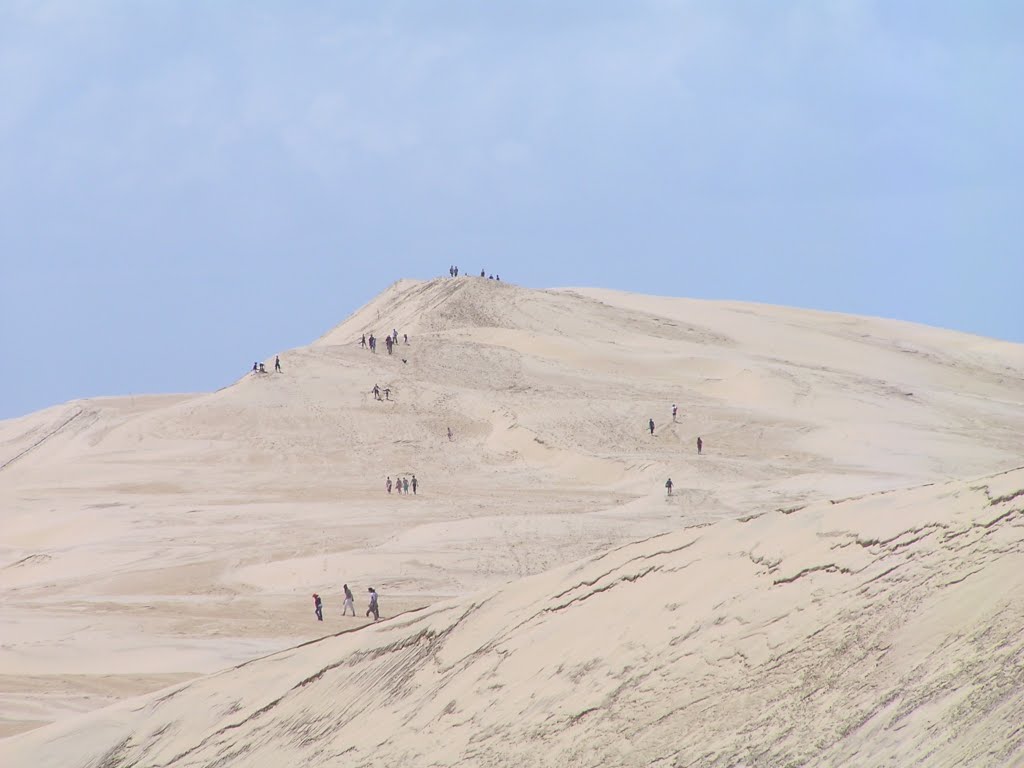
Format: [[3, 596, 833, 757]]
[[2, 467, 1021, 767], [1, 277, 1022, 744]]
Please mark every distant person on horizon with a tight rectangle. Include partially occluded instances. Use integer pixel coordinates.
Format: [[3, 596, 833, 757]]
[[258, 362, 266, 374], [481, 269, 485, 277], [449, 265, 454, 277], [697, 436, 703, 455], [488, 275, 493, 279], [275, 356, 281, 373], [496, 275, 500, 281], [342, 584, 355, 616], [454, 266, 459, 276], [666, 478, 673, 497], [672, 404, 677, 422], [252, 362, 258, 374], [386, 476, 392, 494], [411, 475, 418, 494], [649, 418, 655, 435], [403, 477, 409, 494], [313, 593, 323, 621], [366, 587, 380, 621]]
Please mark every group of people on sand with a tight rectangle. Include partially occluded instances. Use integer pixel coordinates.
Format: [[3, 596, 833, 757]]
[[251, 356, 283, 375], [371, 384, 391, 401], [659, 403, 703, 496], [313, 585, 380, 622], [447, 264, 502, 281], [386, 475, 418, 495], [360, 329, 407, 355]]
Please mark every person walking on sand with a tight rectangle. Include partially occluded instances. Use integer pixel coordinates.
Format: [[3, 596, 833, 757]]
[[666, 478, 673, 497], [360, 334, 367, 348], [366, 587, 380, 621], [386, 476, 392, 494], [672, 404, 677, 422], [383, 387, 390, 401], [397, 477, 403, 495], [342, 584, 355, 616], [372, 384, 380, 400], [411, 475, 418, 494], [649, 418, 655, 436], [697, 436, 703, 455], [313, 593, 323, 621], [403, 477, 409, 494], [275, 355, 281, 373], [447, 426, 453, 442], [252, 362, 258, 373]]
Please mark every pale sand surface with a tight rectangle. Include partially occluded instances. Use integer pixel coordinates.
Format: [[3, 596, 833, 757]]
[[1, 468, 1021, 766], [0, 277, 1022, 762]]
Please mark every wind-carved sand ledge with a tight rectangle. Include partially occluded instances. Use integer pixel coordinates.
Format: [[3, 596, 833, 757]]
[[1, 277, 1022, 765]]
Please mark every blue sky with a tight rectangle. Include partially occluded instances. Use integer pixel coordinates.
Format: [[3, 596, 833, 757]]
[[2, 1, 1021, 419]]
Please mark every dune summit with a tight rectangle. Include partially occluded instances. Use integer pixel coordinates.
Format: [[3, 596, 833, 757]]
[[0, 277, 1022, 764]]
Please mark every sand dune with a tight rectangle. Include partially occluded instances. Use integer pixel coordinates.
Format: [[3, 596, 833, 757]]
[[2, 466, 1021, 766], [1, 277, 1022, 758]]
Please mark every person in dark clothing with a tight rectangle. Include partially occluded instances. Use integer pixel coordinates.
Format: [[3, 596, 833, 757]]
[[481, 269, 485, 277], [360, 334, 367, 348], [411, 475, 418, 494], [275, 355, 281, 373], [447, 427, 453, 441], [649, 418, 655, 435], [402, 477, 409, 494], [449, 265, 454, 277], [258, 362, 266, 373], [383, 387, 390, 400], [366, 587, 379, 621], [672, 404, 677, 422], [403, 333, 408, 344], [373, 384, 380, 400], [665, 478, 673, 497], [252, 362, 258, 373], [454, 266, 459, 276], [313, 593, 323, 621], [697, 436, 703, 455]]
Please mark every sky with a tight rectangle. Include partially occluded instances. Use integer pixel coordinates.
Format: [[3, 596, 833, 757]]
[[2, 0, 1022, 419]]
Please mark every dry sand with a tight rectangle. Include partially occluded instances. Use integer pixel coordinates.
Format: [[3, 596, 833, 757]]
[[0, 277, 1022, 764]]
